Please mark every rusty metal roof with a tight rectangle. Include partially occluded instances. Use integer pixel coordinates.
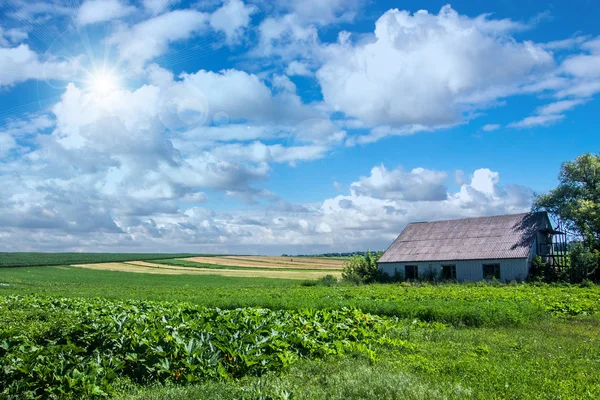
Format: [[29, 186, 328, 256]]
[[378, 212, 549, 263]]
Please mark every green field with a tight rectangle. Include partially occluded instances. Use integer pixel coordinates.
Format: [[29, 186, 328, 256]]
[[0, 252, 210, 268], [1, 265, 599, 399]]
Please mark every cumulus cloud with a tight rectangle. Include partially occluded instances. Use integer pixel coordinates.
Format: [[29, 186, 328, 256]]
[[316, 5, 553, 137], [77, 0, 136, 26], [209, 0, 256, 45], [0, 44, 80, 86], [351, 165, 448, 202]]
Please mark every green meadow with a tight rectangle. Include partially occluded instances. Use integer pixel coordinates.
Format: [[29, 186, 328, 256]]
[[1, 262, 599, 399]]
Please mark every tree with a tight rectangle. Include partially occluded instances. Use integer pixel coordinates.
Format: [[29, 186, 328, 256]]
[[533, 153, 600, 250]]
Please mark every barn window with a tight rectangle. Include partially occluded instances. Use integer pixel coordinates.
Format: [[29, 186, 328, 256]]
[[442, 264, 456, 280], [482, 263, 501, 280], [405, 265, 418, 280]]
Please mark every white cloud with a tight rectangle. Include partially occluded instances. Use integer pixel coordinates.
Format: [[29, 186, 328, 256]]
[[562, 48, 600, 79], [0, 44, 80, 86], [77, 0, 136, 26], [213, 141, 329, 165], [536, 99, 586, 115], [508, 114, 564, 128], [542, 36, 589, 50], [316, 5, 553, 135], [0, 134, 17, 158], [4, 1, 73, 23], [142, 0, 180, 14], [482, 124, 500, 131], [109, 9, 209, 69], [285, 60, 312, 76], [0, 26, 28, 46], [350, 165, 448, 202], [255, 14, 321, 61], [277, 0, 362, 25], [508, 99, 586, 129], [209, 0, 256, 44]]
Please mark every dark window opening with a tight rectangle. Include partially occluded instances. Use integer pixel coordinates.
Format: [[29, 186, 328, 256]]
[[442, 264, 456, 280], [482, 263, 501, 280], [405, 265, 418, 280]]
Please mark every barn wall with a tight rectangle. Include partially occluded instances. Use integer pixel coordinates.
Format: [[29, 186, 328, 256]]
[[378, 258, 529, 282]]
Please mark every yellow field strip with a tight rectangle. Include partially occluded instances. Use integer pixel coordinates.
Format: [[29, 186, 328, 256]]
[[181, 256, 344, 270], [71, 262, 341, 280], [224, 256, 345, 266]]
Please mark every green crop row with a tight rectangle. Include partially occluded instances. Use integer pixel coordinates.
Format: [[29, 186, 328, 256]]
[[0, 253, 210, 268], [0, 295, 420, 399]]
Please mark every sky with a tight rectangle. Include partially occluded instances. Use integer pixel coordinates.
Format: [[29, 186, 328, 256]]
[[0, 0, 599, 254]]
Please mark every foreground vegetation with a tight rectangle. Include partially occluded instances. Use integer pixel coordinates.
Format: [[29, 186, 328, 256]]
[[0, 253, 207, 268], [1, 266, 599, 398], [1, 296, 405, 398], [2, 266, 599, 325]]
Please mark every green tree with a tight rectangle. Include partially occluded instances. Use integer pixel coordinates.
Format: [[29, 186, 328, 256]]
[[533, 153, 600, 250]]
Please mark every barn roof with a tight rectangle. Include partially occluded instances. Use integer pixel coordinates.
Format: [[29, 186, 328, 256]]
[[378, 212, 550, 263]]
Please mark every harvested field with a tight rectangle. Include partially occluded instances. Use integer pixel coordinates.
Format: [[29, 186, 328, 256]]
[[71, 261, 341, 280], [180, 255, 344, 270]]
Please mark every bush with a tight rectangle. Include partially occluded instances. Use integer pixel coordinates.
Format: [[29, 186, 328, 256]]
[[420, 266, 439, 283], [319, 275, 338, 286], [341, 252, 383, 284], [569, 243, 599, 283]]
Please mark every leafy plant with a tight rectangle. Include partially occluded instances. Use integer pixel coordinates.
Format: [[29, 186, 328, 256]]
[[341, 252, 383, 284], [0, 295, 411, 399]]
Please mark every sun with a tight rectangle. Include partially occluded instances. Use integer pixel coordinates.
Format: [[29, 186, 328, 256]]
[[87, 70, 120, 96]]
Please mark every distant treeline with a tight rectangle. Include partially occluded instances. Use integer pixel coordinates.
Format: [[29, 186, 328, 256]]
[[281, 251, 383, 258]]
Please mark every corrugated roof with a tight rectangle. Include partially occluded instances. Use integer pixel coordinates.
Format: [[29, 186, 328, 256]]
[[378, 212, 549, 263]]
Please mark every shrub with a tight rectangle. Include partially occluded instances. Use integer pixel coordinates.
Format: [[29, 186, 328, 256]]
[[420, 266, 439, 283], [319, 275, 338, 286], [341, 252, 383, 284], [569, 242, 599, 283]]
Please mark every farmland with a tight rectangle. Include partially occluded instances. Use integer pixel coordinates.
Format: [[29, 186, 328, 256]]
[[1, 256, 600, 399], [69, 255, 344, 280], [0, 253, 207, 268]]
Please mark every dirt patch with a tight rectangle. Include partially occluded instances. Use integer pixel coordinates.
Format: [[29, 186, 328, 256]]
[[71, 262, 341, 280]]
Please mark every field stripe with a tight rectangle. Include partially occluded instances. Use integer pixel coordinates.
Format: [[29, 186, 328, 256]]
[[71, 262, 341, 280], [181, 256, 344, 270]]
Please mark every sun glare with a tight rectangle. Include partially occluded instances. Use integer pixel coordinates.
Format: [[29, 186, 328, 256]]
[[88, 70, 120, 96]]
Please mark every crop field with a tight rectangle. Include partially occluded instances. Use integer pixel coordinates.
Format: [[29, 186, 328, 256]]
[[0, 253, 207, 268], [71, 261, 340, 280], [68, 255, 344, 280], [1, 259, 599, 399]]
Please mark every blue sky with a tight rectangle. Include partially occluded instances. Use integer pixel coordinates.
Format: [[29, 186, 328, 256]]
[[0, 0, 599, 254]]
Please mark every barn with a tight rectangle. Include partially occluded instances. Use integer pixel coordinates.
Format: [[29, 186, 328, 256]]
[[377, 212, 565, 282]]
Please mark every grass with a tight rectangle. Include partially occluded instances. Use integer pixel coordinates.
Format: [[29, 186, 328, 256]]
[[0, 252, 212, 268], [1, 265, 599, 399]]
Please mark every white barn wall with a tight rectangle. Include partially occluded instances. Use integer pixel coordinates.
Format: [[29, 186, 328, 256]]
[[379, 258, 529, 282]]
